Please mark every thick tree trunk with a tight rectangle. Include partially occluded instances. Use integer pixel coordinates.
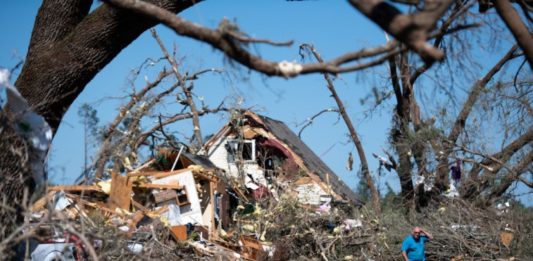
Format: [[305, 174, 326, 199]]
[[16, 0, 198, 131], [0, 115, 33, 245], [0, 0, 198, 249], [388, 55, 415, 207]]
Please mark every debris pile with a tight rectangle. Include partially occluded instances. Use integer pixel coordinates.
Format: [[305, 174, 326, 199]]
[[19, 110, 532, 260], [27, 148, 374, 260]]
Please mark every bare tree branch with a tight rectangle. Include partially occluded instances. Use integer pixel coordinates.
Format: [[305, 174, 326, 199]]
[[300, 43, 381, 214], [518, 174, 533, 188], [435, 45, 520, 189], [297, 108, 340, 139], [347, 0, 454, 64], [134, 106, 230, 149], [461, 129, 533, 200], [151, 29, 204, 151], [485, 150, 533, 203], [493, 0, 533, 70], [93, 69, 173, 178], [410, 1, 475, 85], [106, 0, 406, 77]]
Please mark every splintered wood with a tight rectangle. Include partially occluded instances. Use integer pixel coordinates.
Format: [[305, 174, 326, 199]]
[[107, 172, 133, 210]]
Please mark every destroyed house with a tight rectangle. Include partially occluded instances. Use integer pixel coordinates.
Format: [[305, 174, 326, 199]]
[[203, 111, 358, 205]]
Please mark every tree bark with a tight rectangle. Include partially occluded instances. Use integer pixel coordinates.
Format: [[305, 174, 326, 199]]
[[16, 0, 199, 131], [0, 0, 198, 248], [493, 0, 533, 70], [388, 54, 416, 207]]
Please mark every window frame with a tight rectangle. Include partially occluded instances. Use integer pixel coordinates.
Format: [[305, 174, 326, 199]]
[[226, 138, 256, 163]]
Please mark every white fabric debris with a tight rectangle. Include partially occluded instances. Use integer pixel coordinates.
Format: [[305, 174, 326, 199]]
[[277, 60, 303, 77], [496, 201, 511, 216], [450, 223, 479, 232]]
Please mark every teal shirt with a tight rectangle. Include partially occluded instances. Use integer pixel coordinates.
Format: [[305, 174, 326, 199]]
[[401, 235, 428, 261]]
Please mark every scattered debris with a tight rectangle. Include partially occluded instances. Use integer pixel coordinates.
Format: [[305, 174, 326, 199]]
[[22, 110, 531, 260]]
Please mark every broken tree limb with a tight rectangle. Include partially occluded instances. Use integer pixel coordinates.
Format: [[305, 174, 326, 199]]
[[435, 45, 520, 190], [106, 0, 407, 76], [299, 44, 380, 214], [347, 0, 453, 64], [493, 0, 533, 70]]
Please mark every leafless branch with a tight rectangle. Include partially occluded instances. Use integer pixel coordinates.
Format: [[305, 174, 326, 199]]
[[151, 28, 204, 150], [436, 45, 520, 188], [300, 43, 381, 214], [297, 108, 340, 139], [494, 0, 533, 70], [410, 1, 476, 85], [224, 30, 294, 46], [348, 0, 454, 64], [94, 69, 172, 178], [106, 0, 406, 77], [134, 105, 230, 149]]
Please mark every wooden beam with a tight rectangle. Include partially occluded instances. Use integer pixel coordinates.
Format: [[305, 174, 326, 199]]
[[136, 183, 183, 190], [107, 172, 133, 210], [127, 168, 190, 178], [47, 185, 102, 192]]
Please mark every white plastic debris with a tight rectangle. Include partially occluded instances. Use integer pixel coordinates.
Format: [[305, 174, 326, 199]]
[[496, 201, 511, 215], [444, 183, 459, 198], [0, 68, 52, 187], [277, 60, 303, 77], [415, 175, 435, 192], [127, 242, 143, 254], [119, 225, 130, 232], [342, 219, 363, 231], [54, 191, 73, 211], [31, 243, 76, 261]]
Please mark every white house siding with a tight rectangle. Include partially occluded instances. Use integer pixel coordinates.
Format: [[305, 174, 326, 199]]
[[207, 136, 267, 186], [295, 182, 329, 205], [153, 170, 204, 226]]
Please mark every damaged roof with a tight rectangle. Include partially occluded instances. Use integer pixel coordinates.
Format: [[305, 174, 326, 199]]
[[181, 151, 218, 169], [252, 113, 359, 204]]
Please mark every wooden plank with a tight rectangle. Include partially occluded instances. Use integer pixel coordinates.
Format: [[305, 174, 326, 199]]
[[240, 235, 263, 260], [47, 185, 101, 192], [169, 225, 188, 241], [107, 172, 133, 210], [128, 210, 145, 230], [68, 195, 117, 215], [137, 183, 183, 190], [127, 168, 190, 178], [153, 189, 178, 203], [131, 199, 150, 213], [31, 191, 57, 211]]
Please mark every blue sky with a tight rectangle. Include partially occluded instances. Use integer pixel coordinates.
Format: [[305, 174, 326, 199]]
[[1, 0, 530, 204]]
